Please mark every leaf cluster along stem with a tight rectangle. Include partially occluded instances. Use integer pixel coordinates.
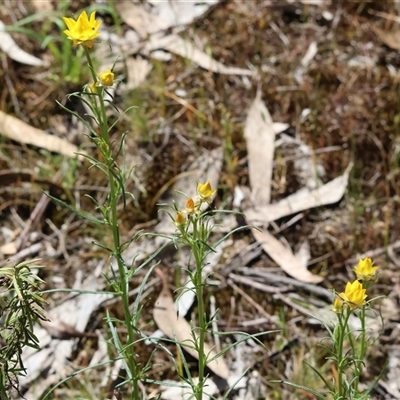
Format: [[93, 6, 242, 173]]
[[335, 309, 351, 399], [83, 48, 140, 400], [191, 218, 207, 400], [353, 305, 367, 393]]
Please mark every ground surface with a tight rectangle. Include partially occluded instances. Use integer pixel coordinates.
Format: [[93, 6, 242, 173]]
[[1, 1, 400, 399]]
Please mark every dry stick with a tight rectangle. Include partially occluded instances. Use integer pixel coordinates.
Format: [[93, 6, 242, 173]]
[[346, 240, 400, 264], [273, 292, 315, 317], [238, 267, 333, 301], [17, 193, 50, 251], [7, 242, 43, 264], [209, 295, 221, 354], [227, 278, 273, 320], [46, 218, 69, 260], [229, 273, 288, 294], [17, 171, 63, 251]]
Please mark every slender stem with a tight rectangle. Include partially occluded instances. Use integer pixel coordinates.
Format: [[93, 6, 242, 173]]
[[354, 305, 366, 394], [83, 48, 139, 400], [336, 309, 351, 399], [191, 217, 206, 400]]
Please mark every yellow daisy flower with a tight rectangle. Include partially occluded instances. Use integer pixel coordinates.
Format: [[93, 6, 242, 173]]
[[63, 11, 102, 49], [197, 181, 217, 201], [339, 280, 367, 309], [354, 257, 378, 281]]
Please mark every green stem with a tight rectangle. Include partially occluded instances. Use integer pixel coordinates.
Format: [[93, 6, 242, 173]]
[[83, 48, 139, 400], [191, 217, 206, 400], [354, 305, 367, 394], [336, 309, 351, 399]]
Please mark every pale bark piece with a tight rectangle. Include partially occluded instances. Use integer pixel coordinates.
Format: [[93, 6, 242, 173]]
[[145, 33, 255, 76], [0, 241, 17, 256], [116, 2, 167, 37], [124, 57, 153, 90], [372, 25, 400, 51], [31, 0, 53, 12], [244, 92, 276, 206], [153, 269, 230, 380], [0, 20, 46, 66], [244, 163, 353, 225], [148, 0, 219, 29], [251, 228, 324, 283], [116, 2, 254, 76], [161, 377, 218, 400], [0, 111, 80, 157], [273, 122, 289, 134], [277, 133, 326, 189], [301, 41, 318, 67]]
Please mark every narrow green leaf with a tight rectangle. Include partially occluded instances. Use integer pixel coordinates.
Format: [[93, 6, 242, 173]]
[[45, 193, 105, 224]]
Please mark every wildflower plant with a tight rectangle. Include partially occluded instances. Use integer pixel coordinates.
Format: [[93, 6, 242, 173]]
[[276, 257, 384, 400], [0, 260, 48, 400], [172, 185, 219, 400], [53, 10, 145, 399], [53, 10, 256, 400], [164, 182, 250, 400]]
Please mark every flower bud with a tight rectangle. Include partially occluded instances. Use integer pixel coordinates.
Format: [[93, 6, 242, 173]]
[[98, 68, 115, 86], [197, 181, 216, 201], [175, 211, 186, 227]]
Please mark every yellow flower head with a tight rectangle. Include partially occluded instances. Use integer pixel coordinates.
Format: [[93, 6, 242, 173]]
[[331, 297, 344, 313], [354, 257, 378, 281], [197, 181, 217, 201], [339, 280, 367, 309], [63, 11, 102, 49], [175, 211, 186, 227], [185, 198, 195, 214], [98, 68, 115, 86]]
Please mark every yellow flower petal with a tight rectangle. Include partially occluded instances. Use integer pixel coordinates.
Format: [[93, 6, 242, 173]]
[[197, 181, 217, 201], [339, 280, 367, 309], [63, 11, 101, 49], [354, 257, 378, 281]]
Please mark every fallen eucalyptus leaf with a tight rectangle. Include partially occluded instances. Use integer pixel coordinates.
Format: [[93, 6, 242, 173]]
[[251, 228, 324, 284], [244, 163, 353, 225], [244, 92, 276, 205], [0, 20, 46, 66], [0, 111, 80, 157]]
